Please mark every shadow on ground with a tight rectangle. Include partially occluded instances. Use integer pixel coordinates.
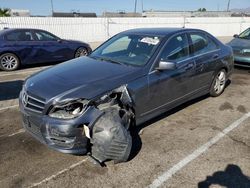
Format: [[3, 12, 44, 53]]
[[0, 80, 23, 101], [198, 164, 250, 188], [234, 66, 250, 74], [128, 78, 234, 161], [0, 61, 60, 73], [128, 93, 211, 161]]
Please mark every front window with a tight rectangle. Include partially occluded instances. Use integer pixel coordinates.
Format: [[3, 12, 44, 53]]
[[159, 34, 189, 62], [239, 28, 250, 40], [90, 34, 162, 66], [34, 31, 59, 41]]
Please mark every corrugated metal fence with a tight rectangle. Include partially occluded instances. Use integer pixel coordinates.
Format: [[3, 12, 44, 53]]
[[0, 17, 249, 42]]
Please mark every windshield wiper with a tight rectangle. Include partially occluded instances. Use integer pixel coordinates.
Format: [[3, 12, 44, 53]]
[[93, 56, 123, 65]]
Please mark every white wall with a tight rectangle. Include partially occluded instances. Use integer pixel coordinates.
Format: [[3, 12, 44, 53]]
[[0, 17, 249, 42]]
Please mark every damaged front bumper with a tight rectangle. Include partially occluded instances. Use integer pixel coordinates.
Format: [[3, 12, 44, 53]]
[[19, 98, 103, 154], [19, 85, 134, 163]]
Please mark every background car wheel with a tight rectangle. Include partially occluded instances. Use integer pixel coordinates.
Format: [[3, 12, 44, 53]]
[[210, 69, 227, 97], [75, 47, 88, 58], [0, 53, 20, 71]]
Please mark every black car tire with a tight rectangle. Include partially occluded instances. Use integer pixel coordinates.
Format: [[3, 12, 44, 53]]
[[74, 47, 88, 58], [0, 53, 20, 71], [210, 69, 227, 97]]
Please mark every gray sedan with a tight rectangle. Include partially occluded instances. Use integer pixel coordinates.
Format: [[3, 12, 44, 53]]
[[19, 28, 234, 164]]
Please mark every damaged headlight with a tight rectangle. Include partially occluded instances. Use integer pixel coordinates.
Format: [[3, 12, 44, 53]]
[[48, 100, 88, 119]]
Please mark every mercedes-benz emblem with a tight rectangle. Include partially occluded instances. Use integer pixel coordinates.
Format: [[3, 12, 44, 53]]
[[22, 92, 29, 106]]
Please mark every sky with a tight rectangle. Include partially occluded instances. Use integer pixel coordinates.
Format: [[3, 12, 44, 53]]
[[0, 0, 249, 16]]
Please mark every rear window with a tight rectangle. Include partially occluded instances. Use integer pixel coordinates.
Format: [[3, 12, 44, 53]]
[[5, 31, 33, 41]]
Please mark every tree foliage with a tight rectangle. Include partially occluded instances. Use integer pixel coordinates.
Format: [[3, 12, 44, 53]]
[[0, 8, 10, 17], [198, 8, 207, 12]]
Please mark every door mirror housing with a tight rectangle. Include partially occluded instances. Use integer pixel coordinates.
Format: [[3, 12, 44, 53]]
[[233, 34, 239, 38], [156, 61, 176, 71]]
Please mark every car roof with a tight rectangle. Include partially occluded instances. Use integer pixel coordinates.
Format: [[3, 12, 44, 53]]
[[121, 27, 204, 36], [0, 28, 45, 35]]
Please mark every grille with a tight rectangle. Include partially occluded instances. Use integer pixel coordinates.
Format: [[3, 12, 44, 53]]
[[23, 115, 44, 141], [22, 91, 46, 114]]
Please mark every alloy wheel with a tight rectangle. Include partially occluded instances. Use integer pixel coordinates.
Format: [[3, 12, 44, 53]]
[[0, 54, 19, 71], [75, 47, 88, 58], [214, 70, 226, 94]]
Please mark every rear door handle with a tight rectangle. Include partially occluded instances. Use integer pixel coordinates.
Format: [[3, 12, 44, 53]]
[[213, 54, 219, 59]]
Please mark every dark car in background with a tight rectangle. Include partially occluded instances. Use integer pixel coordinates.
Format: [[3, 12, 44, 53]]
[[19, 28, 234, 164], [0, 28, 92, 71], [227, 27, 250, 67]]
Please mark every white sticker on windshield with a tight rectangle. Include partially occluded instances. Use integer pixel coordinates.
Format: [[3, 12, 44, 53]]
[[140, 37, 160, 45]]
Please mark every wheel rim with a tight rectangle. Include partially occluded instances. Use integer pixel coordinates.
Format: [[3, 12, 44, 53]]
[[75, 48, 88, 57], [214, 71, 226, 94], [1, 54, 18, 70]]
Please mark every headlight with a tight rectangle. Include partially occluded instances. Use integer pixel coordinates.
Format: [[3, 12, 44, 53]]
[[48, 100, 88, 119]]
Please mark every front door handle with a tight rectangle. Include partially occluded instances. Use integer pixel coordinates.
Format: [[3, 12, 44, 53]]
[[185, 63, 194, 70]]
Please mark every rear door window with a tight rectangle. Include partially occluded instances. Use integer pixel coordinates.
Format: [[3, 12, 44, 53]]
[[190, 33, 218, 55]]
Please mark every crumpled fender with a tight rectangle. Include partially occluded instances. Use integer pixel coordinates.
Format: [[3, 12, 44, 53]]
[[90, 106, 132, 163]]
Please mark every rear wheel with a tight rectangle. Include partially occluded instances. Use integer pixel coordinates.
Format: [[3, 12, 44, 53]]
[[0, 53, 20, 71], [210, 69, 227, 97], [74, 47, 88, 58]]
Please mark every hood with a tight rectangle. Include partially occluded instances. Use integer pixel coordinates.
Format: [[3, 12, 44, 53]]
[[25, 57, 143, 102], [228, 38, 250, 49]]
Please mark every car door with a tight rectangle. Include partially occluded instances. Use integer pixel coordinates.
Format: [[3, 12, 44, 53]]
[[33, 30, 68, 62], [139, 33, 196, 118], [4, 30, 37, 64], [188, 32, 220, 90]]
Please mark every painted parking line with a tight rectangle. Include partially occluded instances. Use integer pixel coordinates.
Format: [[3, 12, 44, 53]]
[[0, 105, 19, 111], [0, 66, 51, 77], [8, 129, 25, 137], [0, 129, 25, 138], [148, 112, 250, 188], [28, 158, 88, 188]]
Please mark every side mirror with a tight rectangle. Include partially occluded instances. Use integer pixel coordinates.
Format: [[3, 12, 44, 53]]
[[57, 39, 62, 43], [156, 61, 176, 71], [233, 34, 239, 38]]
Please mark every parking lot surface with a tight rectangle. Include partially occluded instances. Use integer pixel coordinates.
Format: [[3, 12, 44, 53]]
[[0, 39, 249, 188]]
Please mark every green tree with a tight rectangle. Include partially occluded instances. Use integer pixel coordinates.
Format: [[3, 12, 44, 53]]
[[0, 8, 10, 17], [197, 8, 207, 12]]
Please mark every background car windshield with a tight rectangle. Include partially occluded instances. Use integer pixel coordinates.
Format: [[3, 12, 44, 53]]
[[90, 34, 162, 66], [239, 28, 250, 39]]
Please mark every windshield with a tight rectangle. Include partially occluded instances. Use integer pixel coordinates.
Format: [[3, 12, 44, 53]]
[[90, 34, 162, 66], [239, 28, 250, 40]]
